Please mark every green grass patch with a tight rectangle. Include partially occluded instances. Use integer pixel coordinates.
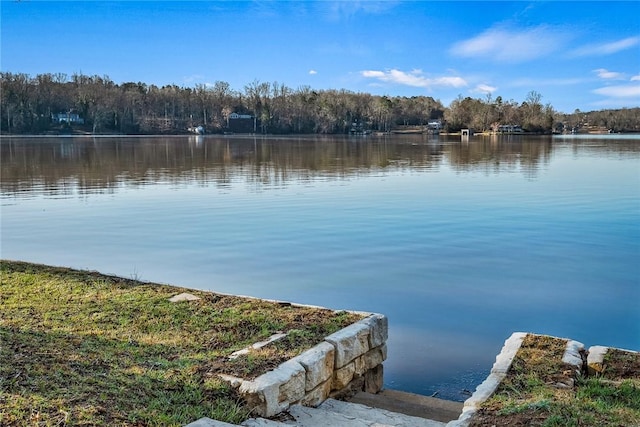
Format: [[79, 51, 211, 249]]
[[472, 334, 640, 426], [0, 260, 364, 426]]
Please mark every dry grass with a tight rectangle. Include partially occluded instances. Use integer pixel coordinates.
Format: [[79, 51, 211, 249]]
[[0, 260, 364, 426], [471, 334, 640, 426]]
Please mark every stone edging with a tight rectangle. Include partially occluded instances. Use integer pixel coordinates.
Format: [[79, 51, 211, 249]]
[[586, 345, 639, 375], [446, 332, 585, 427], [219, 312, 388, 417], [586, 345, 609, 375]]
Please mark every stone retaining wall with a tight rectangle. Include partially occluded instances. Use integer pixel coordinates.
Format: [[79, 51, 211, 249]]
[[447, 332, 586, 426], [222, 313, 388, 417], [446, 332, 630, 427]]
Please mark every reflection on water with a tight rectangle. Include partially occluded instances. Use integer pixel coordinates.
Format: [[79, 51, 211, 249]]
[[2, 134, 639, 401], [3, 135, 638, 198], [0, 134, 564, 195]]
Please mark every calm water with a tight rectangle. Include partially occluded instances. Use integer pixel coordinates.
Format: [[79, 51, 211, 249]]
[[2, 134, 639, 401]]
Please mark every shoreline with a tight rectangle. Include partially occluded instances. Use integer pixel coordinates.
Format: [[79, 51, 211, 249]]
[[3, 260, 638, 426]]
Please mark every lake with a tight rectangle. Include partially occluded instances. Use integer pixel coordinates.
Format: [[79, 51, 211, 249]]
[[1, 133, 639, 401]]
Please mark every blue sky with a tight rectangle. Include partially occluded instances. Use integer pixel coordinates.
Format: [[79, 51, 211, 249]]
[[2, 1, 639, 113]]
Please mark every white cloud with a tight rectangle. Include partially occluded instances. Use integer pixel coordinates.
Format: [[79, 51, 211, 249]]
[[473, 84, 498, 94], [309, 70, 318, 75], [573, 37, 640, 57], [631, 75, 640, 82], [362, 70, 386, 79], [450, 25, 569, 62], [592, 84, 640, 98], [434, 77, 468, 87], [593, 69, 625, 80], [361, 69, 467, 89]]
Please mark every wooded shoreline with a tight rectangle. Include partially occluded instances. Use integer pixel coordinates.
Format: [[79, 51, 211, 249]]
[[3, 72, 639, 136]]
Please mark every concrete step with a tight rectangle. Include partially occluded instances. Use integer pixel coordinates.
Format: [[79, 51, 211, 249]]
[[185, 417, 240, 427], [318, 398, 446, 427], [242, 417, 290, 426], [188, 391, 459, 427], [185, 416, 291, 427], [241, 398, 447, 427], [281, 403, 383, 426], [348, 390, 463, 423]]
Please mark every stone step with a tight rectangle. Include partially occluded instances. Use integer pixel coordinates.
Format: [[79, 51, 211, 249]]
[[348, 390, 463, 423], [241, 417, 291, 426], [240, 398, 447, 427], [318, 399, 446, 427], [185, 417, 240, 427], [189, 396, 451, 427], [267, 404, 376, 426]]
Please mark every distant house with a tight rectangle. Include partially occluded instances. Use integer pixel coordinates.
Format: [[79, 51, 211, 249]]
[[349, 120, 369, 135], [52, 112, 84, 124], [229, 113, 253, 120], [227, 112, 255, 133], [427, 120, 442, 131], [497, 124, 523, 133], [188, 125, 205, 135]]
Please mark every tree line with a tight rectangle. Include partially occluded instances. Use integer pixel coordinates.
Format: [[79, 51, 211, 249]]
[[1, 72, 638, 135]]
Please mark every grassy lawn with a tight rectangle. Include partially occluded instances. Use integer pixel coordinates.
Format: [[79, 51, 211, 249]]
[[0, 260, 363, 426], [471, 334, 640, 426]]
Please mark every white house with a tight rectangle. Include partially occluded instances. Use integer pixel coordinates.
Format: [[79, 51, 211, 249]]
[[52, 112, 84, 124], [497, 124, 523, 133], [229, 113, 253, 120], [427, 120, 442, 130]]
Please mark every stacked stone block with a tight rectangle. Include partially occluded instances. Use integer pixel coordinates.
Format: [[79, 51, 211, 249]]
[[231, 313, 387, 417]]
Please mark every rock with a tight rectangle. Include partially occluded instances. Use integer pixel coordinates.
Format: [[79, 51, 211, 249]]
[[587, 345, 609, 375], [325, 321, 370, 369], [362, 344, 387, 370], [239, 359, 306, 417], [229, 333, 287, 360], [218, 373, 244, 389], [562, 340, 585, 374], [333, 361, 357, 390], [364, 364, 384, 393], [168, 292, 201, 302], [293, 341, 335, 391], [364, 314, 388, 349], [300, 380, 332, 407]]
